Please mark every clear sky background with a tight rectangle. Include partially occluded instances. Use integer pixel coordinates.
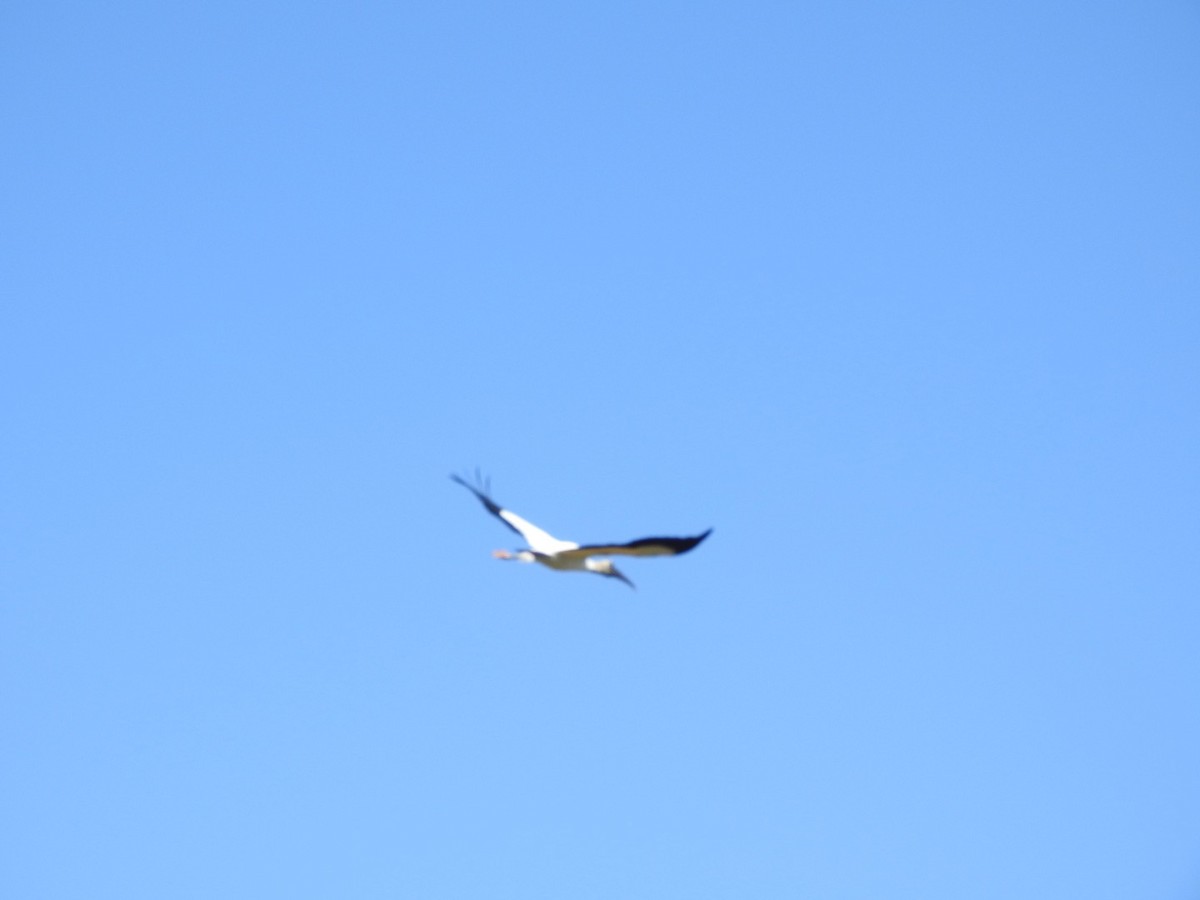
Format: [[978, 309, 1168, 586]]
[[3, 2, 1199, 898]]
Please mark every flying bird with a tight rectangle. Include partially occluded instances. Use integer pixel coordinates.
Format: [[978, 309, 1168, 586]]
[[451, 472, 711, 589]]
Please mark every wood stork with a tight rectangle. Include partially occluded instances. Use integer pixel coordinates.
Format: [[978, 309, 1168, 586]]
[[451, 473, 711, 589]]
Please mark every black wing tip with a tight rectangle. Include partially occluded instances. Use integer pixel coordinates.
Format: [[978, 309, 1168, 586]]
[[678, 528, 713, 554], [608, 528, 713, 556], [449, 472, 479, 498], [451, 469, 522, 536], [450, 469, 491, 495]]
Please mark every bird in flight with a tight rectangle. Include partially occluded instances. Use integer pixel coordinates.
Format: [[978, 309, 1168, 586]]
[[451, 472, 712, 589]]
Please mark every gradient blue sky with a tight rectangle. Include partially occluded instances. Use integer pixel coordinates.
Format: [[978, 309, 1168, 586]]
[[3, 2, 1199, 898]]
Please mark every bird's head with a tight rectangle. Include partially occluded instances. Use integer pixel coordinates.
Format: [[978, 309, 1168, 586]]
[[593, 559, 635, 589]]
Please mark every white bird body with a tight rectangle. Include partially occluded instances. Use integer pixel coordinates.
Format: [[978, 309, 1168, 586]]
[[452, 473, 711, 589]]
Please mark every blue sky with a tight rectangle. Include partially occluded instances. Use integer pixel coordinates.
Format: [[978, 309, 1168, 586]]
[[3, 2, 1198, 897]]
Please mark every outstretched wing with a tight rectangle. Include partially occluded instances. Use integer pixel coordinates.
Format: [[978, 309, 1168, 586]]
[[560, 528, 713, 560], [450, 473, 577, 555]]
